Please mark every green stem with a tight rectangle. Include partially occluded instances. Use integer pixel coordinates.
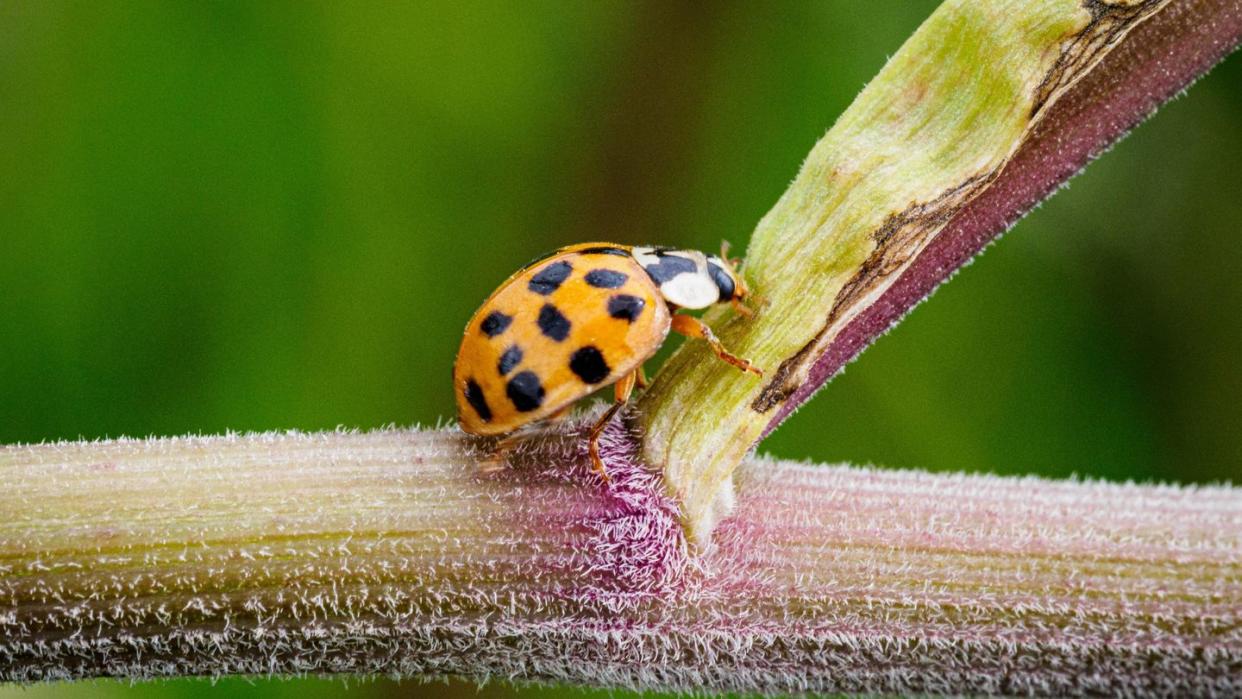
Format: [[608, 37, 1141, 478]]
[[3, 425, 1240, 694]]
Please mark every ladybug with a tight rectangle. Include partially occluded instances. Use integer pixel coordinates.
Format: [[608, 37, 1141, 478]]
[[454, 242, 762, 478]]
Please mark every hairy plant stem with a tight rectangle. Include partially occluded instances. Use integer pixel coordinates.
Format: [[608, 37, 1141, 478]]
[[639, 0, 1242, 542], [3, 421, 1240, 695]]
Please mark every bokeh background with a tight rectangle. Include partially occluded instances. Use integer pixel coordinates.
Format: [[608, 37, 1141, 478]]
[[3, 2, 1240, 697]]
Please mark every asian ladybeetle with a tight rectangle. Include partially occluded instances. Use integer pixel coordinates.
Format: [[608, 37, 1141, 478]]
[[453, 242, 761, 478]]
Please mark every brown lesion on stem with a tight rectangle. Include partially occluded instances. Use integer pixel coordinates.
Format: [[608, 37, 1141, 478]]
[[1031, 0, 1167, 116], [750, 170, 993, 413]]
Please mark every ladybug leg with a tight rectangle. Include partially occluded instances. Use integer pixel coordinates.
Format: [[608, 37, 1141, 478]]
[[587, 370, 638, 482], [730, 297, 755, 318], [482, 407, 569, 475], [635, 363, 649, 389], [670, 314, 763, 377], [478, 438, 516, 475]]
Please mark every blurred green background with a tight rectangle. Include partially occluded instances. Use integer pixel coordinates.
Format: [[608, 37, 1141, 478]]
[[3, 1, 1240, 697]]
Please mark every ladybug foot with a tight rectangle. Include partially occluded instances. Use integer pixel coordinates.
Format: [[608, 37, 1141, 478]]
[[477, 454, 509, 475], [587, 438, 612, 483], [477, 442, 513, 475], [670, 314, 763, 378], [585, 370, 640, 484], [717, 350, 763, 377], [730, 298, 755, 318]]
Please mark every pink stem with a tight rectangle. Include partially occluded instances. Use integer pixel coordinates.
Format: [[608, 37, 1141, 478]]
[[3, 421, 1239, 695]]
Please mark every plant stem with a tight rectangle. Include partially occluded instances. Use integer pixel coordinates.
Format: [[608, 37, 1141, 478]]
[[3, 422, 1240, 695], [639, 0, 1242, 543]]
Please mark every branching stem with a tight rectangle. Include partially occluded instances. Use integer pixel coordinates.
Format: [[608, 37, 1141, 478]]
[[640, 0, 1242, 542]]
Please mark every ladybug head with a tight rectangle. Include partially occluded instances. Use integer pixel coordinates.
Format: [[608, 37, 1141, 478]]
[[632, 242, 753, 314], [707, 241, 754, 317]]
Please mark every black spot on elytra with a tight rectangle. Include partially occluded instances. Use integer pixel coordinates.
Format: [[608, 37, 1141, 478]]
[[585, 269, 628, 288], [641, 253, 697, 284], [537, 304, 571, 341], [708, 262, 736, 301], [578, 246, 629, 257], [479, 311, 512, 337], [569, 346, 610, 384], [464, 379, 492, 422], [497, 345, 523, 375], [528, 260, 573, 295], [607, 294, 645, 322], [506, 371, 545, 412]]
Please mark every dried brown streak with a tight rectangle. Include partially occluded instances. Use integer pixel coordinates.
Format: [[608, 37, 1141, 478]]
[[750, 171, 993, 413], [751, 339, 817, 413], [844, 171, 994, 310], [1031, 0, 1166, 116]]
